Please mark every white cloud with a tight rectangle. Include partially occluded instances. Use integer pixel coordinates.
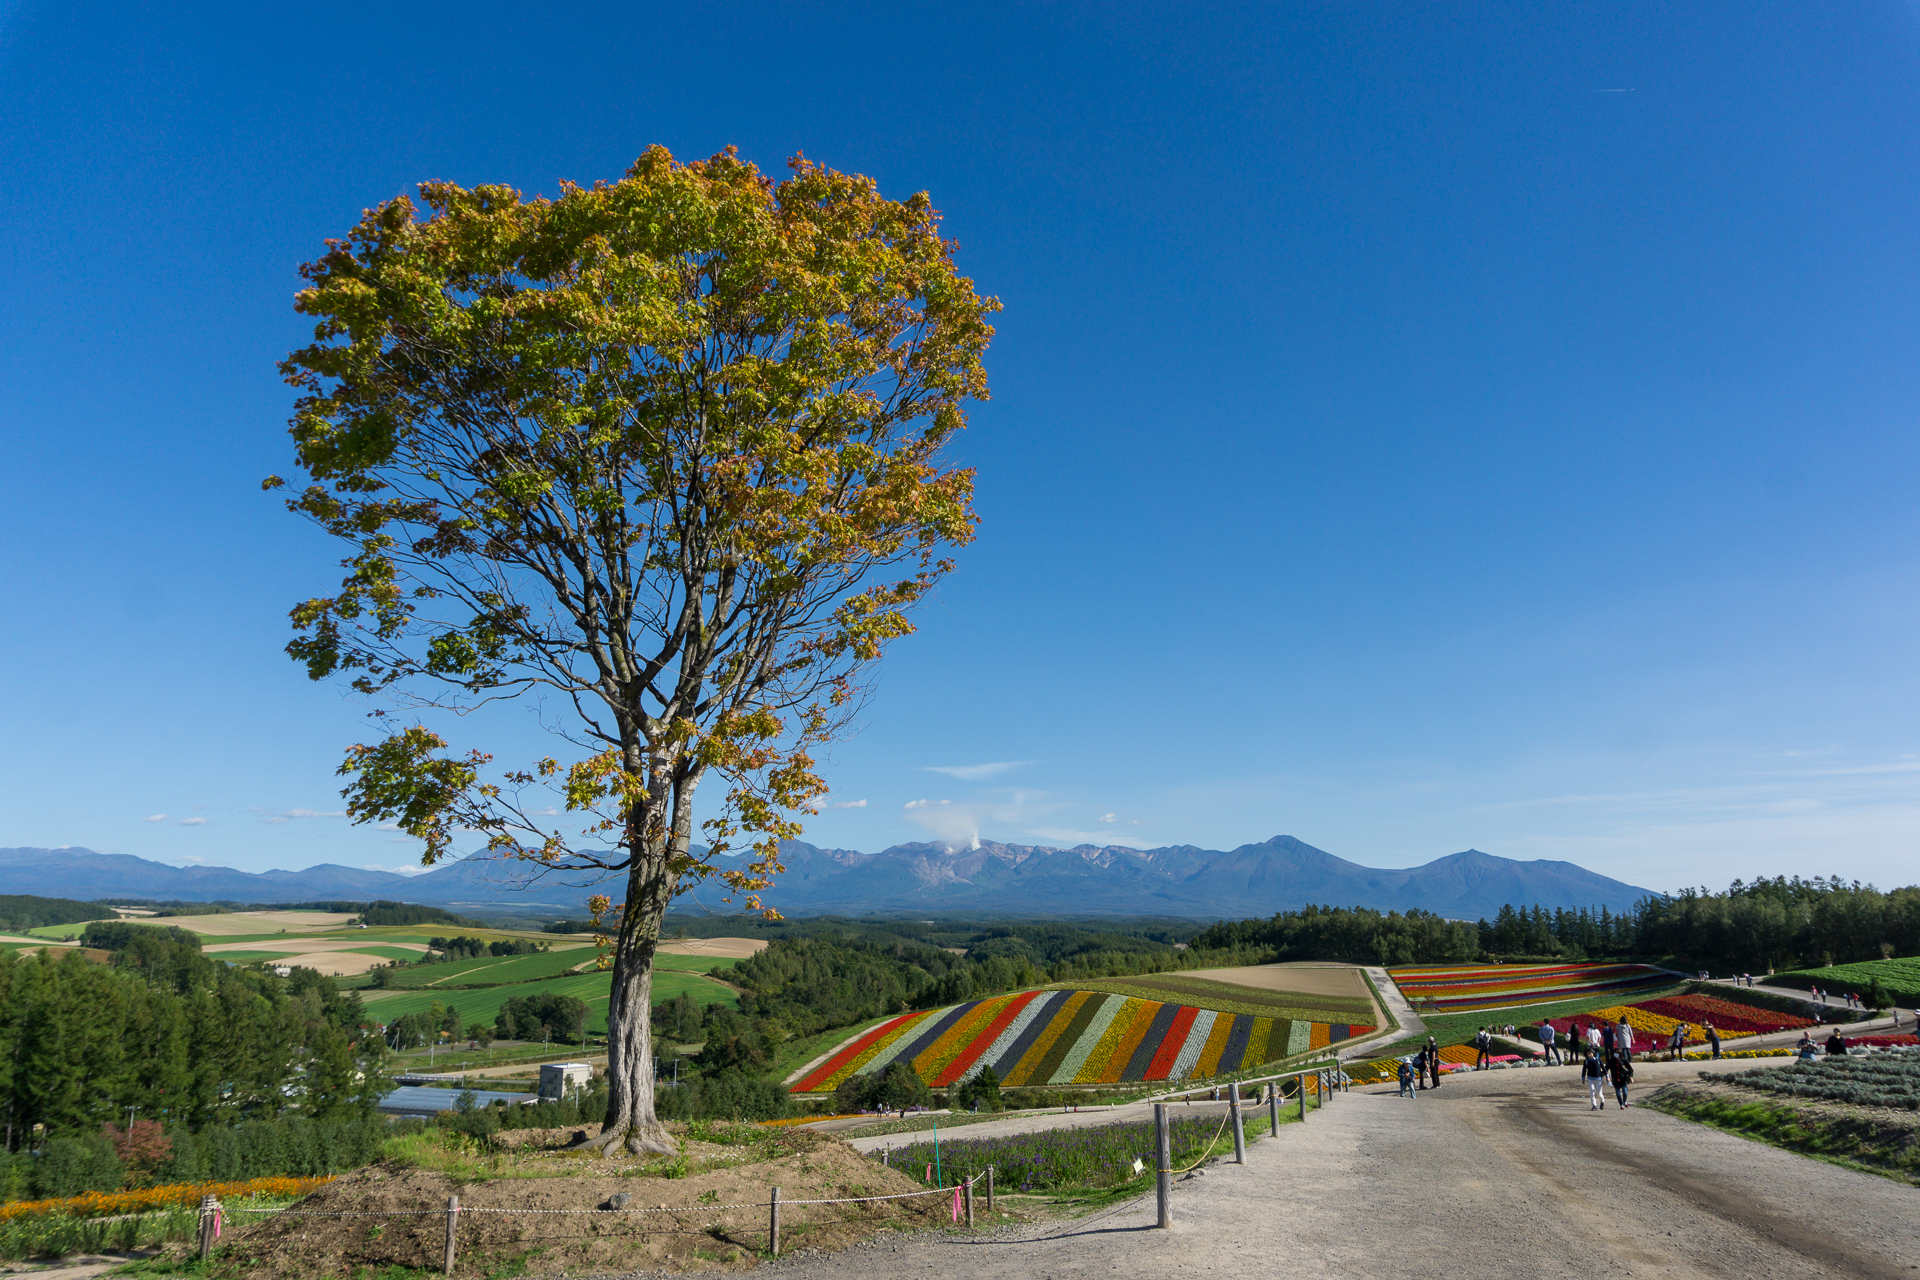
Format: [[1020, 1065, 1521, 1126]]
[[287, 808, 345, 819], [828, 798, 868, 809], [262, 816, 289, 825], [531, 807, 560, 816], [142, 814, 167, 822], [923, 761, 1035, 782], [168, 855, 216, 866], [1099, 813, 1118, 823], [903, 798, 943, 809], [177, 817, 208, 827]]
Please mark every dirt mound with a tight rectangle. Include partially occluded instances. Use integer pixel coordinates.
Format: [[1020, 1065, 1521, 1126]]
[[209, 1123, 958, 1276]]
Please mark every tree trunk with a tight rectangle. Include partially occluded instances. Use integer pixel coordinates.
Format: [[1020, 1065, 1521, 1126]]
[[586, 838, 681, 1156]]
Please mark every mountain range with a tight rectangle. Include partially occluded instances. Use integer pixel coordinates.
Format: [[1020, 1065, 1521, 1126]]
[[0, 836, 1657, 920]]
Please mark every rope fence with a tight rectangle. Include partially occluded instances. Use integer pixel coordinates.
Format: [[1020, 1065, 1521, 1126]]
[[194, 1169, 991, 1269], [195, 1060, 1343, 1265]]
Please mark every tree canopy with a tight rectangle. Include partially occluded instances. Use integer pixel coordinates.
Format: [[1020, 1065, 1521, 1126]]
[[274, 146, 995, 1152]]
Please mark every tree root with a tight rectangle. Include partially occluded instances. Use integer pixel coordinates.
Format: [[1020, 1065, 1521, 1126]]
[[578, 1121, 677, 1157]]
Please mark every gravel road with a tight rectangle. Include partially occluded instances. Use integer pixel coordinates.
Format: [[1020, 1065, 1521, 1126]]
[[766, 1057, 1920, 1280]]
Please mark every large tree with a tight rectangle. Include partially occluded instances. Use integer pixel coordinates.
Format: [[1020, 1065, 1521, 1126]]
[[272, 146, 995, 1153]]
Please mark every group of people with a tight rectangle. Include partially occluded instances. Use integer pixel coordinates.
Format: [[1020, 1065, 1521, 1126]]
[[1808, 985, 1865, 1010], [1396, 1034, 1448, 1096]]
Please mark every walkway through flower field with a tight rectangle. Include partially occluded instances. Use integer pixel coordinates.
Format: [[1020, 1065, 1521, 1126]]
[[768, 1056, 1920, 1280]]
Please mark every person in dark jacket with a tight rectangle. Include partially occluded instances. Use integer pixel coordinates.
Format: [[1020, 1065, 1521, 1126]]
[[1608, 1052, 1634, 1108], [1826, 1030, 1848, 1056], [1427, 1035, 1441, 1088]]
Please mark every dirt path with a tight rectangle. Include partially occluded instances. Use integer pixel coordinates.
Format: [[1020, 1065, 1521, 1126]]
[[759, 1058, 1920, 1280]]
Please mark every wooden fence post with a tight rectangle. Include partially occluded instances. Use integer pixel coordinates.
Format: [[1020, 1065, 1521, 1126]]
[[964, 1176, 974, 1228], [1229, 1082, 1245, 1163], [1154, 1103, 1171, 1229], [1269, 1081, 1280, 1134], [1298, 1074, 1308, 1122], [197, 1195, 215, 1259], [985, 1165, 994, 1213], [769, 1186, 781, 1257], [444, 1194, 459, 1274]]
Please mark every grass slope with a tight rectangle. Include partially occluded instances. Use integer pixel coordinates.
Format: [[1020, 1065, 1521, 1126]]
[[1646, 1081, 1920, 1186], [1770, 957, 1920, 1007]]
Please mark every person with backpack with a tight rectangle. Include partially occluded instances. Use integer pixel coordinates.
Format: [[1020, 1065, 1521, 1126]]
[[1582, 1049, 1607, 1110], [1475, 1027, 1492, 1070], [1608, 1052, 1635, 1108]]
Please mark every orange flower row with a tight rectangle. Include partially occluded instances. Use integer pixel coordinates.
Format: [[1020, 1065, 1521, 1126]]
[[0, 1175, 333, 1221]]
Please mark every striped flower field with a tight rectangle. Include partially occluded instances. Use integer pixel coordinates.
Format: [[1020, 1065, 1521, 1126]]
[[790, 988, 1372, 1093], [1386, 963, 1672, 1013]]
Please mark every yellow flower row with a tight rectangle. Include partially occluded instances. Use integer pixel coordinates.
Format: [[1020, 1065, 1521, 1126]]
[[1578, 1005, 1755, 1045], [1074, 1000, 1157, 1084], [0, 1175, 333, 1221]]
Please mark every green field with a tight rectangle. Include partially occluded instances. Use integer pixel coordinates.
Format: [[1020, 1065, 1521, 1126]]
[[1771, 957, 1920, 1006], [358, 966, 738, 1035], [373, 946, 595, 988]]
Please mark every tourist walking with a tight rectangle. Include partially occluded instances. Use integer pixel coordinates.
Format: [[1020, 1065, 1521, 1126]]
[[1615, 1016, 1635, 1061], [1426, 1035, 1441, 1088], [1608, 1052, 1635, 1108], [1706, 1022, 1721, 1059], [1667, 1024, 1685, 1061], [1539, 1020, 1560, 1065], [1398, 1057, 1417, 1098], [1582, 1049, 1607, 1110], [1586, 1020, 1603, 1056]]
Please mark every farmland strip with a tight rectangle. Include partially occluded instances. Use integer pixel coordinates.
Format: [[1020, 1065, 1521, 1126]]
[[1004, 992, 1093, 1086], [1169, 1009, 1218, 1081], [1027, 993, 1109, 1086], [938, 990, 1043, 1086], [989, 990, 1074, 1079], [1216, 1010, 1256, 1073], [1123, 1001, 1183, 1082]]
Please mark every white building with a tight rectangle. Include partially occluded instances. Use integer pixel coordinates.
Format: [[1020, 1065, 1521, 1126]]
[[538, 1062, 593, 1100]]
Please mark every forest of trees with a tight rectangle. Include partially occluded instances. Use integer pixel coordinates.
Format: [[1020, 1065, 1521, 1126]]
[[0, 933, 387, 1156], [1476, 876, 1920, 972], [1189, 904, 1482, 965]]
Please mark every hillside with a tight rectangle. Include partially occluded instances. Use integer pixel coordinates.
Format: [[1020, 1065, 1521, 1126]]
[[0, 835, 1657, 919]]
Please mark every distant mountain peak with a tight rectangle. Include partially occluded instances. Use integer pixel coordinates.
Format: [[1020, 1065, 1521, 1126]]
[[0, 835, 1657, 920]]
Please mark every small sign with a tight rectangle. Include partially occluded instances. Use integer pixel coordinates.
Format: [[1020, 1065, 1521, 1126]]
[[1131, 1157, 1144, 1176]]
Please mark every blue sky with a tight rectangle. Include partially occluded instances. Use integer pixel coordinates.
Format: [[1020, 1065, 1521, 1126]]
[[4, 3, 1920, 895]]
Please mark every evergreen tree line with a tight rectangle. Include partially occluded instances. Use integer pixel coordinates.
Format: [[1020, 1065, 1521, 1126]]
[[1479, 876, 1920, 972], [0, 896, 106, 932], [0, 942, 387, 1155], [1184, 877, 1920, 975], [1188, 904, 1481, 966]]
